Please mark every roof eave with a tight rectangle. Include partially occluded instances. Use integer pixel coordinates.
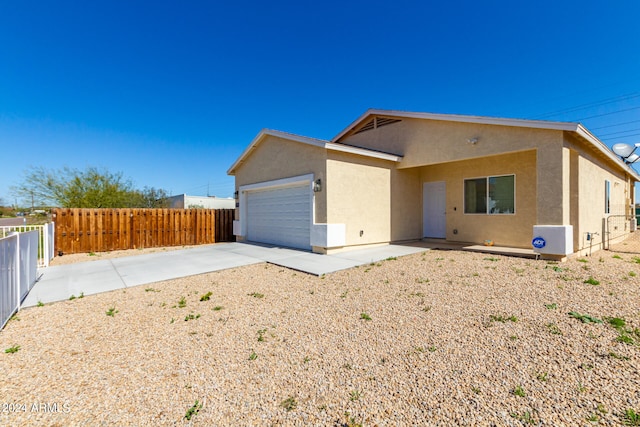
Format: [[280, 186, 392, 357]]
[[227, 128, 401, 176], [575, 125, 640, 182], [331, 109, 578, 143]]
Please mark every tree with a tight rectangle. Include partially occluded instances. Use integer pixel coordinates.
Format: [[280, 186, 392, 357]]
[[12, 166, 170, 208]]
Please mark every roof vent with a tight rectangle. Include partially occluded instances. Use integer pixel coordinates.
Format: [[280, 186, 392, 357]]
[[354, 117, 401, 135]]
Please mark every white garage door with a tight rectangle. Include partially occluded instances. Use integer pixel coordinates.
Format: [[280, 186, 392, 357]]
[[246, 184, 311, 250]]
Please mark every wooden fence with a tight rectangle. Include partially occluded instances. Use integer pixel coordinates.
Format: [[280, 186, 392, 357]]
[[53, 208, 235, 255]]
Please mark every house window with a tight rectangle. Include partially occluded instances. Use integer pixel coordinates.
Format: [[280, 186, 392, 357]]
[[605, 180, 610, 214], [464, 175, 515, 214]]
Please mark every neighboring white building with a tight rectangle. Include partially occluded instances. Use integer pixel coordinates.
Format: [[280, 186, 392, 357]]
[[167, 194, 235, 209]]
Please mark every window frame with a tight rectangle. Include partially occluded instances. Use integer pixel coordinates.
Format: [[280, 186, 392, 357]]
[[605, 180, 610, 214], [463, 174, 516, 215]]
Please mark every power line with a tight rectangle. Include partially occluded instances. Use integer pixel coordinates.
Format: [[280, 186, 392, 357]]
[[601, 132, 640, 141], [590, 118, 640, 130], [573, 105, 640, 122], [597, 128, 640, 138], [530, 92, 640, 120]]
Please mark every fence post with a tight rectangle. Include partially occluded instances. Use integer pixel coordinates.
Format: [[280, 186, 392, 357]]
[[9, 232, 21, 311]]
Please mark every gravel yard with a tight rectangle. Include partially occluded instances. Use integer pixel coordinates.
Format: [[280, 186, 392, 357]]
[[1, 248, 640, 426]]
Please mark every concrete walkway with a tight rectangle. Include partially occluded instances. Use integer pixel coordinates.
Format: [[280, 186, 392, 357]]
[[22, 242, 430, 307]]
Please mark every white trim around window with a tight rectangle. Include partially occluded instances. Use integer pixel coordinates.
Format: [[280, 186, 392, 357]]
[[463, 174, 516, 215]]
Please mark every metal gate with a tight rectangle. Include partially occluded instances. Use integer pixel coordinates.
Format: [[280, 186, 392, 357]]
[[605, 215, 640, 253]]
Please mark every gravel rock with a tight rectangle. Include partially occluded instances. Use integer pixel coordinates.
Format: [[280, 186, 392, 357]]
[[1, 249, 639, 426]]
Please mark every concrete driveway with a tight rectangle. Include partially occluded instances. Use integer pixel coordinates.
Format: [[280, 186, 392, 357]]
[[22, 242, 429, 307]]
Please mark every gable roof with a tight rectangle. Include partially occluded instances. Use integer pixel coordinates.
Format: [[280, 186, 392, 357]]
[[227, 129, 402, 175], [333, 109, 640, 181]]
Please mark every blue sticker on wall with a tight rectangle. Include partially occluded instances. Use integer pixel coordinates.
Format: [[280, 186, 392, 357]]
[[532, 237, 546, 249]]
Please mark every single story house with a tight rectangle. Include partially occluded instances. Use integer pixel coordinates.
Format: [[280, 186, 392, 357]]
[[227, 109, 640, 258], [167, 194, 235, 210]]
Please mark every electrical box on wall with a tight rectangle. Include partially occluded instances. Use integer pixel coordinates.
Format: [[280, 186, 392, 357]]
[[532, 225, 573, 255]]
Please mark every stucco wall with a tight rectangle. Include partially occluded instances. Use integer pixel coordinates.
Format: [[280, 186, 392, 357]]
[[418, 150, 537, 248], [565, 134, 632, 252], [232, 135, 328, 223], [326, 152, 393, 247], [341, 117, 561, 168]]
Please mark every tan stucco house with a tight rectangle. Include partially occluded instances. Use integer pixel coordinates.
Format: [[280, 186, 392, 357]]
[[228, 109, 640, 257]]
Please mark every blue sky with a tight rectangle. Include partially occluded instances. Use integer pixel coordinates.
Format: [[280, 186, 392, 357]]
[[1, 1, 639, 206]]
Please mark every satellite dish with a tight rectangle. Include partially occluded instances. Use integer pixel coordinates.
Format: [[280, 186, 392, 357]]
[[611, 142, 640, 164], [612, 143, 635, 158]]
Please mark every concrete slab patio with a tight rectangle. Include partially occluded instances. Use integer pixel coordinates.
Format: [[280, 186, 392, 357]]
[[21, 242, 430, 307]]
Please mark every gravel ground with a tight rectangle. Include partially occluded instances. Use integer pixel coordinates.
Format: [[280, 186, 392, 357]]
[[1, 248, 640, 426]]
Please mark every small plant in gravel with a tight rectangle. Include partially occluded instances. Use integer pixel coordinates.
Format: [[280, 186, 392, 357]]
[[106, 307, 118, 317], [510, 410, 535, 424], [613, 254, 623, 259], [4, 344, 20, 354], [360, 312, 372, 321], [248, 351, 257, 360], [349, 390, 361, 401], [484, 257, 499, 262], [280, 396, 297, 412], [630, 271, 637, 277], [609, 351, 630, 360], [428, 346, 437, 352], [545, 303, 557, 310], [586, 413, 600, 423], [512, 385, 526, 397], [623, 408, 640, 426], [617, 334, 635, 345], [248, 292, 264, 299], [578, 258, 589, 263], [178, 296, 187, 308], [632, 257, 640, 264], [536, 371, 548, 381], [490, 314, 518, 323], [547, 323, 562, 335], [386, 256, 397, 261], [184, 313, 201, 322], [69, 294, 76, 300], [37, 300, 44, 307], [584, 277, 600, 285], [199, 291, 213, 301], [606, 317, 626, 329], [257, 329, 267, 342], [568, 311, 602, 324], [145, 287, 160, 292], [184, 400, 202, 420], [212, 305, 223, 311]]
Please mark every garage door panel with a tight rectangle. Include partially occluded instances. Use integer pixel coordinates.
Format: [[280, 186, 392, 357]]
[[246, 184, 311, 250]]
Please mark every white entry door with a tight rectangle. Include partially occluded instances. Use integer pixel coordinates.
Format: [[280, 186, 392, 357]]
[[423, 181, 446, 238]]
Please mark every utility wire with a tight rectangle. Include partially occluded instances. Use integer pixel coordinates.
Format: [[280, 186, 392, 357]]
[[601, 132, 640, 141], [590, 118, 640, 130], [530, 92, 640, 120], [573, 105, 640, 122], [597, 128, 640, 138]]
